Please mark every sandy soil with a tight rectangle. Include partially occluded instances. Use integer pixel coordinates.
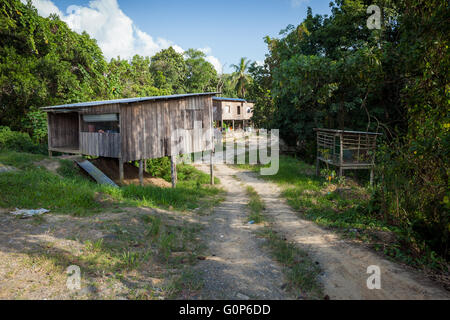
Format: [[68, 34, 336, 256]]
[[192, 165, 291, 300], [0, 206, 193, 300], [198, 164, 450, 300]]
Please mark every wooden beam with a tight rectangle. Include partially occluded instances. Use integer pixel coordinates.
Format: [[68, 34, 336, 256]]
[[170, 156, 177, 188], [209, 96, 214, 185], [47, 113, 52, 156], [210, 150, 214, 185], [119, 158, 124, 185], [339, 133, 344, 177], [139, 159, 144, 186]]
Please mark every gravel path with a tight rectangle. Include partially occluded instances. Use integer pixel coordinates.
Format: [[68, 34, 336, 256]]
[[193, 164, 291, 300]]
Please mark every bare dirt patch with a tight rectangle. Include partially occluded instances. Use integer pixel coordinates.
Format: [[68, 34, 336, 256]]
[[0, 206, 200, 300], [34, 159, 62, 176]]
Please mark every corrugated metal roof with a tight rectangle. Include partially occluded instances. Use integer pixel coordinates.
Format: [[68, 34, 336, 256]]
[[213, 97, 246, 102], [42, 92, 219, 111]]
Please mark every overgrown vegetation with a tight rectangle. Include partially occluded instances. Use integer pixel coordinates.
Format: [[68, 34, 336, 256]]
[[245, 186, 265, 224], [144, 156, 219, 185], [0, 150, 221, 215], [246, 155, 448, 272], [0, 0, 245, 138], [248, 0, 449, 261], [0, 126, 46, 154]]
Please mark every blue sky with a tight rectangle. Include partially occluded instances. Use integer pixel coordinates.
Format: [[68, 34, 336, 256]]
[[29, 0, 332, 73]]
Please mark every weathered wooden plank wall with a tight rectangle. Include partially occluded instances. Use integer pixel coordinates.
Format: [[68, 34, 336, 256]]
[[77, 104, 120, 115], [120, 95, 213, 162], [47, 112, 79, 148], [80, 132, 120, 158]]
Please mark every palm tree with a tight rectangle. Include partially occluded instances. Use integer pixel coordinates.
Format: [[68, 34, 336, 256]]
[[230, 57, 252, 98]]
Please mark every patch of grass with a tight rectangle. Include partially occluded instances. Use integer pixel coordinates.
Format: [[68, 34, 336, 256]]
[[165, 269, 204, 299], [258, 228, 323, 299], [112, 183, 220, 211], [246, 186, 265, 223], [248, 155, 446, 270], [0, 151, 222, 215], [242, 155, 394, 232], [142, 215, 162, 239], [120, 251, 143, 270], [0, 150, 45, 169], [0, 167, 104, 215]]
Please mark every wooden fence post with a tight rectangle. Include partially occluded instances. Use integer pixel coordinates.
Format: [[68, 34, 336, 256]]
[[119, 158, 124, 185], [170, 156, 177, 188], [139, 159, 144, 186], [210, 150, 214, 185], [339, 133, 344, 177]]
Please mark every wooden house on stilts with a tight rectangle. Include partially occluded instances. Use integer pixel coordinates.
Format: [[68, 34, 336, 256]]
[[42, 93, 218, 187]]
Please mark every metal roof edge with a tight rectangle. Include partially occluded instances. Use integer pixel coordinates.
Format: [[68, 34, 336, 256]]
[[212, 97, 247, 102], [41, 92, 220, 111]]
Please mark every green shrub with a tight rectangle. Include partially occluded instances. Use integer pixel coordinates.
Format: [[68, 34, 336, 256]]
[[145, 157, 171, 181], [0, 126, 46, 154], [21, 107, 48, 144]]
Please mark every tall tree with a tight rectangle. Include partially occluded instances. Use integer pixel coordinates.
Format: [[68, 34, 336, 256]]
[[0, 0, 108, 131], [230, 57, 252, 98], [149, 47, 187, 94], [184, 49, 218, 93]]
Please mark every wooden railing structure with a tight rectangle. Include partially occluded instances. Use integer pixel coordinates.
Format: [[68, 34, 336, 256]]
[[314, 128, 382, 184], [79, 132, 120, 158]]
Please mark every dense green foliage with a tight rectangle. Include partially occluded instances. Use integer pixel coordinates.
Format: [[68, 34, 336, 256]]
[[0, 125, 45, 153], [0, 0, 240, 136], [247, 155, 447, 270], [0, 0, 108, 132], [249, 0, 449, 259]]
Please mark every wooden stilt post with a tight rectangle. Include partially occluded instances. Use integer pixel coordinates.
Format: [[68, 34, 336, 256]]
[[210, 150, 214, 185], [48, 150, 53, 157], [119, 158, 124, 185], [139, 159, 144, 186], [370, 167, 374, 186], [339, 133, 344, 178], [170, 156, 177, 188]]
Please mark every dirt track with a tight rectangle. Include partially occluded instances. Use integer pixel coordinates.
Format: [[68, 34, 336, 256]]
[[192, 165, 291, 300], [197, 164, 450, 300]]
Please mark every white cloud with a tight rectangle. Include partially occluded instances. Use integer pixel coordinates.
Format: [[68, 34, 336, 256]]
[[204, 55, 223, 74], [25, 0, 63, 16], [24, 0, 223, 72], [291, 0, 309, 8], [198, 47, 223, 74]]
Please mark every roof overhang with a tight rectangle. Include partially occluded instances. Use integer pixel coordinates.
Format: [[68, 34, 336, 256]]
[[41, 92, 220, 112]]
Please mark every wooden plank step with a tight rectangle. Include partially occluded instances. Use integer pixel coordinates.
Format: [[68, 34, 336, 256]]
[[76, 160, 118, 187]]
